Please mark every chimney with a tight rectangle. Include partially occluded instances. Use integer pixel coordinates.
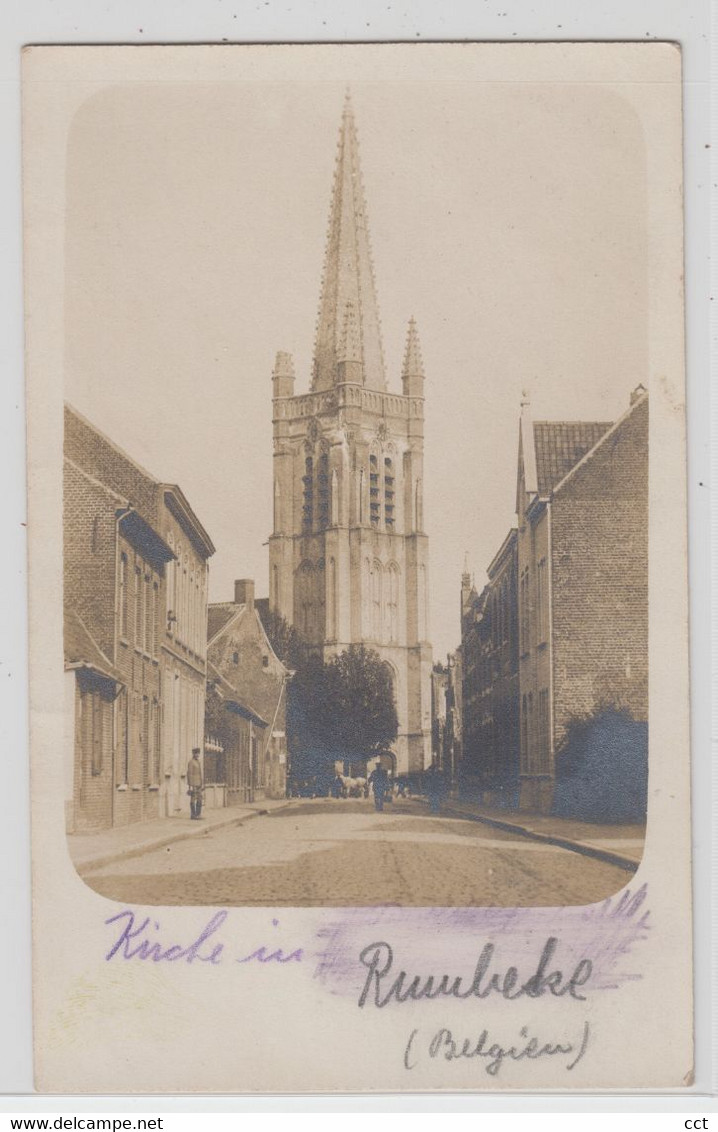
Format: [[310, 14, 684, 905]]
[[630, 383, 647, 406], [234, 579, 255, 610]]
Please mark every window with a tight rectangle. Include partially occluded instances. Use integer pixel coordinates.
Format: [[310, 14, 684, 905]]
[[317, 453, 329, 528], [143, 573, 151, 654], [302, 456, 314, 531], [152, 582, 159, 657], [152, 698, 161, 782], [538, 689, 550, 771], [369, 455, 380, 526], [142, 697, 150, 785], [519, 567, 530, 654], [384, 457, 395, 529], [387, 563, 399, 642], [372, 560, 382, 641], [537, 558, 548, 645], [90, 693, 103, 776], [119, 553, 128, 639], [134, 565, 142, 645], [116, 692, 129, 786], [233, 651, 239, 665]]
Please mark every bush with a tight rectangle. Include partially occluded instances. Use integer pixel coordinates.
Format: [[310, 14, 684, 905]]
[[552, 708, 648, 823]]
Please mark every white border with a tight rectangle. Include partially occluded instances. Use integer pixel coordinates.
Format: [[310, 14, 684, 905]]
[[1, 0, 712, 1110]]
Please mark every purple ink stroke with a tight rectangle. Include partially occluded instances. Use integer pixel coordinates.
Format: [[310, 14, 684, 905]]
[[313, 884, 649, 1000]]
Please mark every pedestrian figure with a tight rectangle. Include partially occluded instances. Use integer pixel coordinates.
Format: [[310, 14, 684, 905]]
[[332, 774, 344, 799], [368, 761, 389, 812], [425, 761, 444, 815], [187, 747, 204, 820]]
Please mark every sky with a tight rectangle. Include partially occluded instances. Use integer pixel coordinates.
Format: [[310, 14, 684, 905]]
[[64, 77, 647, 660]]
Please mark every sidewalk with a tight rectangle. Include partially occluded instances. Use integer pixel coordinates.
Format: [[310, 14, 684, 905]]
[[441, 799, 645, 872], [69, 799, 291, 875]]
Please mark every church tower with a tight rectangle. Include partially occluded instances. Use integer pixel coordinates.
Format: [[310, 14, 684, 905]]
[[269, 95, 432, 775]]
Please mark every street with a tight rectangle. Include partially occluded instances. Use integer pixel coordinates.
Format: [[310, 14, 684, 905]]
[[83, 797, 635, 907]]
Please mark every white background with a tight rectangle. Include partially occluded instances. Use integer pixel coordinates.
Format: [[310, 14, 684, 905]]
[[0, 0, 712, 1113]]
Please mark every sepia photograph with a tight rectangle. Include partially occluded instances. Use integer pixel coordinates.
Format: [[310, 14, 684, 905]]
[[59, 69, 650, 908], [23, 40, 693, 1095]]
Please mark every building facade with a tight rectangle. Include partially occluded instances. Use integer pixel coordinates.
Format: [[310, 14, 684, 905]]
[[206, 580, 289, 802], [460, 531, 520, 806], [516, 387, 649, 814], [268, 96, 432, 775], [64, 405, 214, 832]]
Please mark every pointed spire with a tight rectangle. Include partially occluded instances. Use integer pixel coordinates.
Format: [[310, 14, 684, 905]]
[[312, 95, 386, 393], [402, 317, 425, 380], [338, 300, 361, 364]]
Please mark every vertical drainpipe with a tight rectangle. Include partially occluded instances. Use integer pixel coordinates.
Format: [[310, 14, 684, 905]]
[[111, 505, 131, 828]]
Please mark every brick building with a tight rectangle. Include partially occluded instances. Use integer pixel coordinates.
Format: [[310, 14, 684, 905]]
[[516, 386, 648, 814], [206, 580, 290, 802], [460, 531, 520, 806], [63, 405, 215, 831]]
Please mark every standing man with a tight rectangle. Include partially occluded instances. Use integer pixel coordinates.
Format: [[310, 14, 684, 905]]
[[368, 760, 389, 813], [187, 747, 204, 820]]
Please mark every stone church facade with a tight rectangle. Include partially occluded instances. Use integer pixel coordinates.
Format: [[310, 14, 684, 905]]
[[268, 97, 432, 774]]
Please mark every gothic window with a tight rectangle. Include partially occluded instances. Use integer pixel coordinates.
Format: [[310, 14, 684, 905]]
[[327, 557, 337, 639], [369, 454, 380, 526], [274, 480, 281, 534], [362, 557, 371, 636], [386, 562, 399, 642], [272, 564, 279, 607], [384, 457, 395, 529], [419, 563, 427, 640], [317, 453, 330, 528], [371, 560, 382, 641], [415, 478, 423, 531], [302, 456, 314, 531], [358, 467, 365, 524], [331, 468, 339, 526]]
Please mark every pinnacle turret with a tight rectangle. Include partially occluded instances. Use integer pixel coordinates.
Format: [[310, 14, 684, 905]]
[[311, 96, 386, 393], [401, 317, 425, 397]]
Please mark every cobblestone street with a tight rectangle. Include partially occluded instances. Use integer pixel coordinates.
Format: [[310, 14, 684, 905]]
[[83, 797, 637, 907]]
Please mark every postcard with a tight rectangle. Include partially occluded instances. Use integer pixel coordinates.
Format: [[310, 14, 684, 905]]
[[23, 42, 691, 1092]]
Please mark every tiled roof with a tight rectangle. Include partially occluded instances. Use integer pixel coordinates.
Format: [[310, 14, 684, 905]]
[[64, 609, 121, 683], [207, 603, 243, 643], [533, 421, 612, 496]]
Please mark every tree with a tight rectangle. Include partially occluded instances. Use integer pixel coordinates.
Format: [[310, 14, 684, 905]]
[[328, 646, 398, 767], [257, 607, 398, 780]]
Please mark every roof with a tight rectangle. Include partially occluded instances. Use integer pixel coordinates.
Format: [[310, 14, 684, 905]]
[[552, 388, 648, 497], [206, 660, 268, 727], [533, 421, 612, 496], [162, 485, 216, 559], [207, 603, 244, 644], [64, 609, 122, 685]]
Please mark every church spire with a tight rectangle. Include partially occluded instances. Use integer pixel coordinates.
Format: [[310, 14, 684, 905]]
[[401, 316, 425, 397], [312, 93, 386, 393]]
